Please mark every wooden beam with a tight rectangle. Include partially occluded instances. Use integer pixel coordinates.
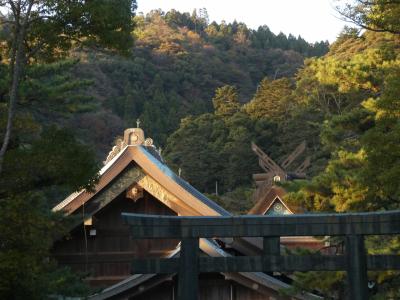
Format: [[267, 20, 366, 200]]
[[54, 250, 178, 264], [251, 142, 284, 175], [132, 255, 341, 273], [295, 156, 311, 174], [367, 254, 400, 269], [130, 255, 400, 274], [252, 173, 270, 181], [199, 255, 346, 272], [122, 211, 400, 238], [281, 141, 306, 170]]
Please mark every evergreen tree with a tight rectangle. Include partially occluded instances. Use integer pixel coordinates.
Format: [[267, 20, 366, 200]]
[[212, 85, 240, 118], [336, 0, 400, 34], [0, 0, 137, 173], [0, 127, 99, 299], [284, 20, 400, 298], [245, 77, 294, 121]]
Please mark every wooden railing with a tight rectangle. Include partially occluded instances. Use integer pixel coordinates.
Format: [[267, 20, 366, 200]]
[[122, 211, 400, 300]]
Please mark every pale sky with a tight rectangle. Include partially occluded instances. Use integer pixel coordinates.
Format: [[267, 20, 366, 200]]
[[136, 0, 348, 43]]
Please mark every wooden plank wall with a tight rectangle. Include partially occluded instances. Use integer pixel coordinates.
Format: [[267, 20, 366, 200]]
[[52, 191, 179, 287]]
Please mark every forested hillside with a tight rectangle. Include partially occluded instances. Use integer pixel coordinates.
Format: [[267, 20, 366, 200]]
[[63, 9, 329, 150], [0, 6, 330, 297], [164, 28, 400, 205], [1, 0, 399, 299], [0, 1, 137, 298], [161, 3, 400, 297]]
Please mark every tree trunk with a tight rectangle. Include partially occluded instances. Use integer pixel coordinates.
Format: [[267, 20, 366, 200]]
[[0, 0, 33, 174], [0, 31, 23, 174]]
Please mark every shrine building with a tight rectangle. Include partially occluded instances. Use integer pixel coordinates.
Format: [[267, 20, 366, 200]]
[[51, 126, 324, 300]]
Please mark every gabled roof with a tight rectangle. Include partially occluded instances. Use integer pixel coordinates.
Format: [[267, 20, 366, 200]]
[[53, 128, 321, 300], [248, 186, 292, 215], [53, 144, 229, 217]]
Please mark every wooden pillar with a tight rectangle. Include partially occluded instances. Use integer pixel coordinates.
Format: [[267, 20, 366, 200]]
[[263, 236, 280, 256], [178, 238, 199, 300], [263, 236, 279, 274], [346, 235, 368, 300]]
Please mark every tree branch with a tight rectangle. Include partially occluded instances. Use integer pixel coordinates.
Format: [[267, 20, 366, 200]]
[[7, 0, 19, 20], [335, 0, 400, 35], [357, 0, 400, 5], [26, 14, 54, 25]]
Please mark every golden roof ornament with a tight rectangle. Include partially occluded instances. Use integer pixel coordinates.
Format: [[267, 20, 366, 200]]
[[126, 183, 144, 202], [104, 139, 127, 164], [144, 138, 153, 146], [123, 127, 144, 146], [104, 120, 156, 165]]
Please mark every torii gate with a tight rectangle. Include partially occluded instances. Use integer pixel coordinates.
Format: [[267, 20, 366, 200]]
[[124, 211, 400, 300]]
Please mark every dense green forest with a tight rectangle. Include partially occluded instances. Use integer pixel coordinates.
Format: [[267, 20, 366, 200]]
[[0, 0, 400, 299], [164, 27, 400, 298], [62, 9, 329, 151]]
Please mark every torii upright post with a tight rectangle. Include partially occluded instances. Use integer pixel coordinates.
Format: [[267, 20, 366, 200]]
[[346, 235, 368, 300], [177, 238, 199, 300]]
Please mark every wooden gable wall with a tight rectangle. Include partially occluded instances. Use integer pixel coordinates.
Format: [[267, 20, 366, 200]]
[[52, 191, 178, 288]]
